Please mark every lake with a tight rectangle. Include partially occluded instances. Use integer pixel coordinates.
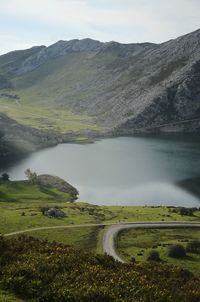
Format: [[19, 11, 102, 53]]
[[2, 135, 200, 206]]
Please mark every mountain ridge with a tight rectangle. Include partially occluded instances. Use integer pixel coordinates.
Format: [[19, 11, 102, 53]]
[[0, 28, 200, 134]]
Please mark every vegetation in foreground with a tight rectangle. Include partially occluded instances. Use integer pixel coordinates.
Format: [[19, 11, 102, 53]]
[[116, 228, 200, 275], [1, 235, 200, 302], [1, 178, 200, 281], [0, 289, 23, 301]]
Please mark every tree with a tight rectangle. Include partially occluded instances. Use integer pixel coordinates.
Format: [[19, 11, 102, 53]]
[[147, 250, 160, 262], [168, 244, 186, 258], [1, 173, 10, 181], [25, 169, 38, 184]]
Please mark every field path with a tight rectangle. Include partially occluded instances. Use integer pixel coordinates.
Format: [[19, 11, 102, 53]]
[[3, 223, 110, 237]]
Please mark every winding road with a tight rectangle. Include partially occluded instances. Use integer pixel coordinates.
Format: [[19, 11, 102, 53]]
[[103, 222, 200, 262], [4, 221, 200, 263]]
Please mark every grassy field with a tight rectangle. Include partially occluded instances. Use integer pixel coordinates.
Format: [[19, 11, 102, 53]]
[[0, 96, 102, 134], [1, 179, 200, 255], [26, 226, 104, 254], [116, 228, 200, 275], [1, 180, 200, 233]]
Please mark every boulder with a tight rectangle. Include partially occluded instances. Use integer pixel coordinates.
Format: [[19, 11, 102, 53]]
[[44, 208, 66, 218]]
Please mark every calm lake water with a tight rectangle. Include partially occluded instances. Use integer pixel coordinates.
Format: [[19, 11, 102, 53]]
[[2, 135, 200, 206]]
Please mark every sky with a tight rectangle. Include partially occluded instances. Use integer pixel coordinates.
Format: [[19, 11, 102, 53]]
[[0, 0, 200, 55]]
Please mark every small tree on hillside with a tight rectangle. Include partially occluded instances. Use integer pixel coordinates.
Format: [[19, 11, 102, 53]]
[[25, 169, 38, 184], [1, 173, 10, 181]]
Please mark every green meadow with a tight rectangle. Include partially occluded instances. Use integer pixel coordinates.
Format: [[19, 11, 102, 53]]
[[0, 96, 101, 133], [1, 179, 200, 234], [1, 179, 200, 277], [116, 228, 200, 275]]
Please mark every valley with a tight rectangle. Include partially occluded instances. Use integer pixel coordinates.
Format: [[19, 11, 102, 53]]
[[1, 0, 200, 300], [0, 29, 200, 166]]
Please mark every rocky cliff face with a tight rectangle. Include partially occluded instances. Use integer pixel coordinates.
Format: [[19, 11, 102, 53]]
[[0, 113, 62, 165], [0, 29, 200, 134], [0, 113, 100, 164]]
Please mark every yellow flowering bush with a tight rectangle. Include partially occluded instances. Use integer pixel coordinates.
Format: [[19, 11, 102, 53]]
[[0, 236, 200, 302]]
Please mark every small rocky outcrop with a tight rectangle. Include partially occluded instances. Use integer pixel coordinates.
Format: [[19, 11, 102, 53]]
[[37, 174, 79, 201], [43, 208, 66, 218]]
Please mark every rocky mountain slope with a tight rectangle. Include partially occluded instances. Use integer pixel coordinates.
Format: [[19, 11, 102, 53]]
[[0, 113, 62, 165], [0, 113, 95, 165], [0, 30, 200, 134]]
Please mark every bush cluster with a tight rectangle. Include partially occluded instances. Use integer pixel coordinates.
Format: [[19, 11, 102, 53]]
[[171, 207, 198, 216], [0, 236, 200, 302], [186, 241, 200, 254], [147, 250, 160, 262], [168, 244, 186, 258]]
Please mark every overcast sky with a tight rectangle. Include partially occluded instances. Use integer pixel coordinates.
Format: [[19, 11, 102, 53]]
[[0, 0, 200, 55]]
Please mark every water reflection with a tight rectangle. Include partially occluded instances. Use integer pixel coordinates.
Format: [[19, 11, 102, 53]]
[[2, 135, 200, 206]]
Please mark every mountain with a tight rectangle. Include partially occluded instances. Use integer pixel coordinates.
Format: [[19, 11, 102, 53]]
[[0, 30, 200, 134]]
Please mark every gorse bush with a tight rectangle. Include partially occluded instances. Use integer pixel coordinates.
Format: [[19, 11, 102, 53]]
[[0, 236, 200, 302], [186, 241, 200, 254], [147, 250, 160, 262], [168, 244, 186, 258]]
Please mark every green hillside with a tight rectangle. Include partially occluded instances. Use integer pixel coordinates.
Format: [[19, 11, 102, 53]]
[[0, 179, 200, 300], [0, 49, 115, 133], [0, 95, 102, 133], [1, 179, 200, 235]]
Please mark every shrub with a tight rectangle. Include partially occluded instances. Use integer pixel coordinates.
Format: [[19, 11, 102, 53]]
[[130, 257, 136, 264], [0, 236, 200, 302], [186, 241, 200, 254], [1, 173, 10, 181], [168, 244, 186, 258], [171, 207, 198, 216], [40, 207, 49, 215], [179, 207, 197, 216], [147, 250, 160, 262]]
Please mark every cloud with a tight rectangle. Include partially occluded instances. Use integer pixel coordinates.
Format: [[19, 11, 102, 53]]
[[0, 0, 136, 29], [0, 0, 200, 54]]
